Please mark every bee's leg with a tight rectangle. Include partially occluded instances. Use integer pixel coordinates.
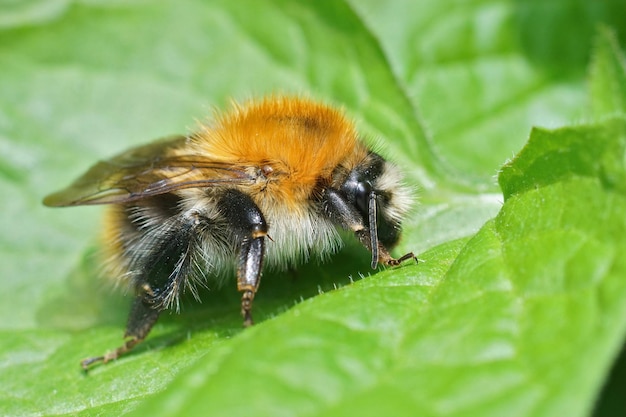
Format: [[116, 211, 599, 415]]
[[81, 210, 202, 370], [322, 188, 416, 268], [217, 189, 267, 327], [80, 296, 160, 369]]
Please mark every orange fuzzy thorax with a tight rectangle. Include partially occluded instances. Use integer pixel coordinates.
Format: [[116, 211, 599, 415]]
[[190, 97, 369, 205]]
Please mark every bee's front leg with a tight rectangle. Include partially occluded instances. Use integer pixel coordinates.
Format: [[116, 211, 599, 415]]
[[322, 188, 416, 269], [217, 189, 267, 327]]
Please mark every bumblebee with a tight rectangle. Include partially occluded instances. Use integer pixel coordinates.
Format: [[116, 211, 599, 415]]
[[44, 97, 416, 368]]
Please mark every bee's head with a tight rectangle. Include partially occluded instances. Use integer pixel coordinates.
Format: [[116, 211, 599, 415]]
[[340, 152, 413, 264]]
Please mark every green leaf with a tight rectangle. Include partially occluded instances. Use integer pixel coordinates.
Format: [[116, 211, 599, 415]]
[[129, 118, 626, 417], [498, 119, 626, 200], [1, 1, 626, 416], [590, 26, 626, 118]]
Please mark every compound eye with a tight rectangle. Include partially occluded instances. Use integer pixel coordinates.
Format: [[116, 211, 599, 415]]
[[355, 180, 373, 215]]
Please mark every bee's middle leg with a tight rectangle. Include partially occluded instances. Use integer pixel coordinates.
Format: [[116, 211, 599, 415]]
[[217, 189, 267, 326]]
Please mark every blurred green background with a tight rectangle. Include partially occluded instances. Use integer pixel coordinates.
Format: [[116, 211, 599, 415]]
[[1, 1, 625, 416]]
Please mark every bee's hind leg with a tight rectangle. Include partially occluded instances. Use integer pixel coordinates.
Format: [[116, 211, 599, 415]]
[[80, 206, 205, 370], [80, 296, 160, 370]]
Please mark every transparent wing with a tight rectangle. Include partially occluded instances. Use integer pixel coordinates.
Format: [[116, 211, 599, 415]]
[[43, 136, 255, 206]]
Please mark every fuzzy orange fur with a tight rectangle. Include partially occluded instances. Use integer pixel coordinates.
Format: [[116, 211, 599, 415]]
[[189, 97, 369, 207]]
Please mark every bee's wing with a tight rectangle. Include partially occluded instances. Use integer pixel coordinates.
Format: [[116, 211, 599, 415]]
[[43, 135, 255, 207]]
